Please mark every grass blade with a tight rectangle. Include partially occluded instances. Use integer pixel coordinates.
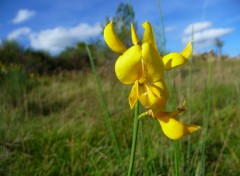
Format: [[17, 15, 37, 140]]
[[128, 101, 139, 176], [174, 141, 180, 176], [86, 45, 126, 174]]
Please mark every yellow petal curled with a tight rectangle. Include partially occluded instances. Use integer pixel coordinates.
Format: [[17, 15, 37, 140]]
[[129, 80, 168, 109], [142, 43, 164, 82], [149, 80, 169, 112], [142, 21, 157, 49], [138, 82, 159, 108], [162, 42, 192, 70], [181, 41, 192, 58], [115, 45, 142, 84], [156, 112, 201, 140], [129, 81, 138, 109], [103, 22, 127, 54], [137, 80, 168, 108], [131, 24, 139, 45]]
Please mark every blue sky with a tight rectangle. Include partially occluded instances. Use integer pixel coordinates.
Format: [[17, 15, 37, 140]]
[[0, 0, 239, 56]]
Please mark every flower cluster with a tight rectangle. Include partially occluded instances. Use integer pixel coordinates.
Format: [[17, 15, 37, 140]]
[[104, 21, 200, 140]]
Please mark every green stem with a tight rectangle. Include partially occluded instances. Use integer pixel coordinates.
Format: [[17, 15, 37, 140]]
[[201, 56, 212, 175], [157, 0, 166, 55], [128, 101, 139, 176], [139, 120, 147, 173], [138, 111, 148, 120], [174, 141, 180, 176], [187, 25, 194, 175], [128, 0, 133, 23], [86, 45, 126, 174]]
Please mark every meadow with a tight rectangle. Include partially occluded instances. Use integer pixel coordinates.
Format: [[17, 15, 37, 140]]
[[0, 55, 240, 175]]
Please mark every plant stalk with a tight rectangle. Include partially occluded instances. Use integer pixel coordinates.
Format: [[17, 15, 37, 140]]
[[174, 141, 180, 176], [201, 56, 213, 175], [86, 45, 126, 174], [128, 101, 139, 176]]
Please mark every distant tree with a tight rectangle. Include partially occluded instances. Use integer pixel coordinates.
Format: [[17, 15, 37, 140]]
[[103, 3, 137, 47], [56, 42, 91, 71], [24, 49, 52, 74], [214, 38, 224, 56], [0, 40, 24, 64]]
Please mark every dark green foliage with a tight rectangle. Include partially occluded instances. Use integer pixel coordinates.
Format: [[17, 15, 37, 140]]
[[0, 64, 37, 109], [0, 41, 98, 75], [0, 40, 24, 64]]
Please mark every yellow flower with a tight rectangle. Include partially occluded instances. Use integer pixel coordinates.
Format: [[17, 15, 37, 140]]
[[104, 21, 200, 140], [104, 21, 192, 109], [148, 110, 201, 140]]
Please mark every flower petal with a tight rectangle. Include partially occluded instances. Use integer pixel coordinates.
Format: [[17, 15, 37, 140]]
[[129, 81, 138, 109], [137, 79, 169, 108], [131, 24, 139, 45], [157, 112, 201, 140], [115, 45, 142, 84], [103, 22, 127, 54], [138, 82, 159, 108], [149, 80, 169, 112], [162, 42, 192, 70], [142, 21, 157, 49], [142, 43, 164, 82], [181, 41, 192, 59]]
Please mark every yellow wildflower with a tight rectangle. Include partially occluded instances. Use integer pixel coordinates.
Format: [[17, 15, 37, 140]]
[[104, 21, 200, 140], [104, 21, 192, 109]]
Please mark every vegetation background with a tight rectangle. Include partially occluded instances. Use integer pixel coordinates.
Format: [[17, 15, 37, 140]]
[[0, 3, 240, 176]]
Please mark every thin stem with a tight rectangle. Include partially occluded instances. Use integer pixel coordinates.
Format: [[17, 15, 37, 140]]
[[213, 123, 232, 175], [157, 0, 166, 54], [201, 57, 213, 175], [86, 45, 126, 174], [128, 101, 139, 176], [139, 120, 147, 173], [138, 111, 148, 120], [187, 25, 194, 175], [174, 141, 180, 176], [147, 121, 157, 175], [128, 0, 133, 23]]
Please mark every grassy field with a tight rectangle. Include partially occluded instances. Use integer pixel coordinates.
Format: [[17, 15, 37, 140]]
[[0, 57, 240, 175]]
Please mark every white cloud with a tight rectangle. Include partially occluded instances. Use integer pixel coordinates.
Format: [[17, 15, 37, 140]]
[[29, 23, 102, 53], [182, 21, 234, 48], [184, 21, 212, 35], [182, 28, 234, 43], [7, 27, 31, 40], [12, 9, 35, 24]]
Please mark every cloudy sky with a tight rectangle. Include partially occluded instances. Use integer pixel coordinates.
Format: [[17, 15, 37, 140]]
[[0, 0, 239, 56]]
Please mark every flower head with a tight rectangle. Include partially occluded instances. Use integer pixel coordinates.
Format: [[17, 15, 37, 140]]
[[104, 21, 192, 109], [104, 21, 168, 109], [104, 21, 200, 140]]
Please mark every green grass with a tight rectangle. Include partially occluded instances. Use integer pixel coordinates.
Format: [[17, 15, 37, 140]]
[[0, 58, 240, 175]]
